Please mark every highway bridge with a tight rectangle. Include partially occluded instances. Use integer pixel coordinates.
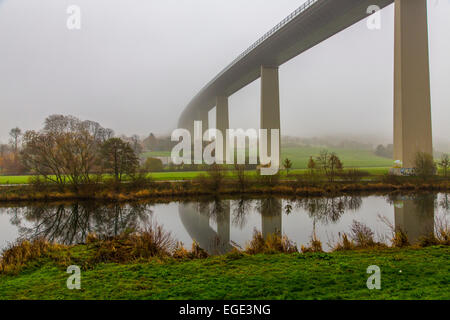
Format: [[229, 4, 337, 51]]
[[178, 0, 433, 169]]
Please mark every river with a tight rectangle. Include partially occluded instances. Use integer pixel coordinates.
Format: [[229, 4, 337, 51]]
[[1, 193, 449, 254]]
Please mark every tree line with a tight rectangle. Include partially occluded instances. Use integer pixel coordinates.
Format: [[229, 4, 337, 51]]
[[0, 115, 147, 188]]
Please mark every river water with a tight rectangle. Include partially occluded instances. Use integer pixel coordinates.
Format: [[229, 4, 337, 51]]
[[1, 193, 449, 254]]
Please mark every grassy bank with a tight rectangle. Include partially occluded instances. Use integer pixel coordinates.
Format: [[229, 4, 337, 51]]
[[0, 175, 449, 203], [0, 245, 448, 300], [0, 167, 391, 185]]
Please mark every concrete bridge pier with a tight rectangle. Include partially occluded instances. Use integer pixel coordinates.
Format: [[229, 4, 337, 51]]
[[260, 66, 281, 161], [216, 96, 229, 163], [394, 0, 433, 169]]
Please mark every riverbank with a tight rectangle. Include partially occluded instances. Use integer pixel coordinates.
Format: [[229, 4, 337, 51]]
[[0, 245, 448, 300], [0, 175, 449, 203]]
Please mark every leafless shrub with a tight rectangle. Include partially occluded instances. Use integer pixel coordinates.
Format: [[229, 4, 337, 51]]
[[245, 229, 298, 254], [301, 232, 323, 253]]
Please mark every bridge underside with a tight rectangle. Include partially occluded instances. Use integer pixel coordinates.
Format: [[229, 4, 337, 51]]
[[179, 0, 433, 170]]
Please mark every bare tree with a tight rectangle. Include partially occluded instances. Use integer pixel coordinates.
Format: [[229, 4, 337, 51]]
[[316, 150, 343, 182], [9, 127, 22, 153], [99, 138, 139, 181], [283, 158, 293, 176], [21, 115, 108, 189]]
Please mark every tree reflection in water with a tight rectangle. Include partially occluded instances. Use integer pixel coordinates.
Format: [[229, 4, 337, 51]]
[[295, 196, 362, 225], [8, 202, 151, 245]]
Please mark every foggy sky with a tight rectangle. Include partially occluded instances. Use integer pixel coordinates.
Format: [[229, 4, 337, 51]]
[[0, 0, 449, 144]]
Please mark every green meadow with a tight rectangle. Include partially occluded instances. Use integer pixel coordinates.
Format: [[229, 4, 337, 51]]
[[0, 246, 448, 300], [142, 147, 393, 169], [0, 147, 392, 185]]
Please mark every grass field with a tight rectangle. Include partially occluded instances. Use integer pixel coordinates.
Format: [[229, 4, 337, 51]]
[[0, 246, 448, 300], [0, 147, 393, 185], [142, 147, 394, 169]]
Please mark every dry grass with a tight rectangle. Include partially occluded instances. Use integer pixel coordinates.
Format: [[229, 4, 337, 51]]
[[301, 232, 323, 253], [0, 239, 66, 274], [391, 229, 410, 248], [333, 221, 386, 251], [172, 241, 209, 260], [377, 214, 411, 248], [89, 222, 176, 264], [435, 216, 450, 245], [419, 216, 450, 247], [333, 233, 355, 251], [245, 229, 298, 254]]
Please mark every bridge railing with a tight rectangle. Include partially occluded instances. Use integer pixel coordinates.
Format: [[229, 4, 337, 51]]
[[228, 0, 318, 68], [191, 0, 319, 103]]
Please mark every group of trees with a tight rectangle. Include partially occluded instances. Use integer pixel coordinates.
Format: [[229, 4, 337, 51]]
[[307, 150, 344, 182], [0, 127, 27, 175], [374, 144, 394, 159], [142, 133, 176, 152], [2, 115, 142, 188]]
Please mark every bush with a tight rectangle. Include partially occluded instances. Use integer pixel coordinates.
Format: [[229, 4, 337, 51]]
[[206, 164, 226, 192], [392, 229, 410, 248], [90, 222, 176, 264], [350, 220, 378, 248], [143, 157, 164, 172], [414, 152, 436, 180]]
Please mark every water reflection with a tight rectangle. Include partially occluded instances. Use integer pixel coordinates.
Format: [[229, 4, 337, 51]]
[[1, 193, 449, 254], [392, 194, 435, 243], [8, 203, 151, 245]]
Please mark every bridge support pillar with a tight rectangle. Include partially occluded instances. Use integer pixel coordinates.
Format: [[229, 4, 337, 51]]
[[260, 66, 281, 160], [393, 0, 433, 170], [198, 110, 209, 134], [216, 96, 229, 162]]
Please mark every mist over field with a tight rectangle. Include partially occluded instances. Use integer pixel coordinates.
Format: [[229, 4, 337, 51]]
[[0, 0, 449, 149]]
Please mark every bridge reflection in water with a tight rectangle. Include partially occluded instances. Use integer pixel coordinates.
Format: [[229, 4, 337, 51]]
[[178, 199, 283, 255], [3, 194, 447, 254], [393, 194, 435, 244]]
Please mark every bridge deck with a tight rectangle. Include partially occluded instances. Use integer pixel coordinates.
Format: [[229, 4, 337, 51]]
[[179, 0, 394, 128]]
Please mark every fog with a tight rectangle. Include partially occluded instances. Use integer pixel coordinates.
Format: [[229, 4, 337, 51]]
[[0, 0, 449, 146]]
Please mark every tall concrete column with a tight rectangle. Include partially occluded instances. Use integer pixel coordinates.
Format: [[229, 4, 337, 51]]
[[394, 0, 433, 169], [260, 66, 281, 158], [216, 96, 229, 162], [216, 96, 229, 134], [198, 109, 209, 134]]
